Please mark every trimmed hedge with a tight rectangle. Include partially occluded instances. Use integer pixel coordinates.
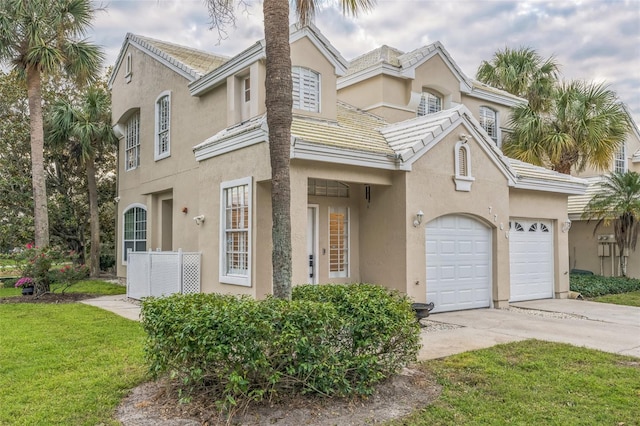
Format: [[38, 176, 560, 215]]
[[570, 274, 640, 298], [141, 284, 420, 411]]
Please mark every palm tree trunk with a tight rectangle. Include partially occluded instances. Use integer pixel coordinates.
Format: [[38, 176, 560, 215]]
[[26, 66, 50, 248], [86, 155, 100, 277], [264, 0, 293, 299]]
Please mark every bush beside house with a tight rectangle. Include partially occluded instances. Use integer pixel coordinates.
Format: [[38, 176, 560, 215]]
[[570, 274, 640, 297]]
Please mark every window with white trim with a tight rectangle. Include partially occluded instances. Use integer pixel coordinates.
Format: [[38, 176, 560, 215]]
[[243, 77, 251, 102], [417, 91, 442, 116], [123, 205, 146, 262], [454, 140, 475, 191], [614, 143, 627, 173], [329, 206, 349, 278], [292, 66, 320, 112], [479, 106, 498, 144], [308, 179, 349, 198], [155, 91, 171, 160], [125, 112, 140, 171], [220, 177, 252, 286], [125, 53, 132, 83]]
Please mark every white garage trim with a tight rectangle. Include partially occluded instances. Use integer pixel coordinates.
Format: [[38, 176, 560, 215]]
[[426, 215, 492, 313], [509, 219, 554, 302]]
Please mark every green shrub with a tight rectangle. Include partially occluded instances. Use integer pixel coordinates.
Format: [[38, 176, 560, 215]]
[[141, 284, 420, 413], [570, 274, 640, 297]]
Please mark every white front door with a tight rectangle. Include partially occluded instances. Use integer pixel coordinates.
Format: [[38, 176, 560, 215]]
[[307, 206, 318, 284], [509, 219, 554, 301], [426, 215, 492, 313]]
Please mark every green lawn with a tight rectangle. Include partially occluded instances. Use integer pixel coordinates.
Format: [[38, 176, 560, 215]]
[[391, 340, 640, 425], [0, 303, 145, 425], [590, 290, 640, 307], [0, 279, 126, 298]]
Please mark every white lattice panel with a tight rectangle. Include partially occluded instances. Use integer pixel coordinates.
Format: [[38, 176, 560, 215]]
[[182, 253, 201, 294], [126, 251, 201, 299]]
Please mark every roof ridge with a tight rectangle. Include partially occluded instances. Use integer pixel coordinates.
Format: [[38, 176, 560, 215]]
[[133, 34, 229, 60]]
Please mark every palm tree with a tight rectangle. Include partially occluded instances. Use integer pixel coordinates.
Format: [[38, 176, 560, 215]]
[[205, 0, 374, 299], [503, 81, 630, 174], [583, 171, 640, 277], [0, 0, 104, 248], [47, 86, 117, 278], [476, 47, 559, 112]]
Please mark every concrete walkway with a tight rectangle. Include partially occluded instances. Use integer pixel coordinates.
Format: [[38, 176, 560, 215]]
[[82, 295, 640, 360]]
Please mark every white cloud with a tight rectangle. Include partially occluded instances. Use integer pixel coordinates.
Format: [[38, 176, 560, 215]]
[[91, 0, 640, 123]]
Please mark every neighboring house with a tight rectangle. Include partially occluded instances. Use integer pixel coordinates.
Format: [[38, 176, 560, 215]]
[[568, 112, 640, 278], [109, 23, 587, 313]]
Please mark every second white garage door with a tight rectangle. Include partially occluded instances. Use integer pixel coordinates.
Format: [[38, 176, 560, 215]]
[[509, 219, 554, 302], [426, 215, 492, 313]]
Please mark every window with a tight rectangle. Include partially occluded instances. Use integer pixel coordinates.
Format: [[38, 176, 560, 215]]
[[308, 179, 349, 198], [125, 112, 140, 171], [454, 140, 474, 191], [125, 53, 132, 83], [155, 92, 171, 160], [417, 91, 442, 116], [123, 205, 147, 262], [243, 77, 251, 103], [292, 66, 320, 112], [479, 107, 498, 144], [220, 177, 252, 286], [614, 143, 627, 173], [329, 206, 349, 278]]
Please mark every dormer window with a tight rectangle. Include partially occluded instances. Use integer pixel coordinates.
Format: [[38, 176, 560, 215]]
[[417, 91, 442, 116], [292, 66, 320, 113], [614, 143, 627, 173], [479, 106, 498, 144]]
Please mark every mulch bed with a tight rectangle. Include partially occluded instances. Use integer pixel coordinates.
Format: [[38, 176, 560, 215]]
[[0, 293, 95, 304]]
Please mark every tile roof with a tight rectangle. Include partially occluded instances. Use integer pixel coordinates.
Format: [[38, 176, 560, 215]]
[[345, 45, 404, 75], [567, 176, 606, 217], [379, 106, 466, 160], [291, 102, 392, 154], [131, 34, 229, 79]]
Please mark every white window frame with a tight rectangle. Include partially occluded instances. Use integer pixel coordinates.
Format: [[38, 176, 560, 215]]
[[417, 90, 442, 116], [479, 106, 499, 145], [125, 112, 140, 171], [122, 203, 147, 264], [125, 53, 132, 83], [292, 66, 320, 113], [243, 76, 251, 103], [454, 140, 475, 191], [328, 206, 350, 279], [220, 177, 252, 286], [614, 142, 627, 173], [154, 91, 171, 161]]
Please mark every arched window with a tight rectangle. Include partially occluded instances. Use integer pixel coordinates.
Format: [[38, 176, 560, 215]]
[[454, 139, 474, 191], [479, 106, 498, 144], [155, 91, 171, 160], [123, 205, 147, 262], [292, 66, 320, 112], [417, 90, 442, 116]]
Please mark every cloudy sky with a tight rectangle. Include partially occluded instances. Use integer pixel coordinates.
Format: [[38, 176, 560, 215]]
[[91, 0, 640, 123]]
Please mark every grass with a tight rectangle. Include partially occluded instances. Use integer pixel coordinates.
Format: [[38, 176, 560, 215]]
[[391, 340, 640, 426], [0, 279, 125, 298], [590, 290, 640, 307], [0, 300, 145, 425]]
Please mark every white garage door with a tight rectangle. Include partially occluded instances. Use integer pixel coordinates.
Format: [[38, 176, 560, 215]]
[[426, 215, 492, 313], [509, 219, 554, 302]]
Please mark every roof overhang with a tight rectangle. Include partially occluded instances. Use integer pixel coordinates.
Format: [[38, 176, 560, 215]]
[[291, 139, 400, 170]]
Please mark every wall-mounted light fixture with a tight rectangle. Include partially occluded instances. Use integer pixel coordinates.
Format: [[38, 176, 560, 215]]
[[193, 215, 205, 226], [562, 219, 572, 233], [413, 210, 424, 227]]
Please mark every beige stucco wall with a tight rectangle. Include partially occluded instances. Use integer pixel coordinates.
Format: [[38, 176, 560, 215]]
[[509, 189, 572, 298], [112, 44, 227, 278], [577, 127, 640, 177], [411, 54, 462, 107], [461, 95, 514, 145], [569, 221, 640, 279], [405, 124, 512, 306]]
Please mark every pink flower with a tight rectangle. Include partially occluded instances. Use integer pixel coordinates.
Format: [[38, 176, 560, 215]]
[[15, 277, 34, 288], [26, 243, 33, 249]]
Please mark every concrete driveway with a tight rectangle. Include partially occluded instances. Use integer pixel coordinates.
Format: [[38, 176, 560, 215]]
[[418, 299, 640, 360]]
